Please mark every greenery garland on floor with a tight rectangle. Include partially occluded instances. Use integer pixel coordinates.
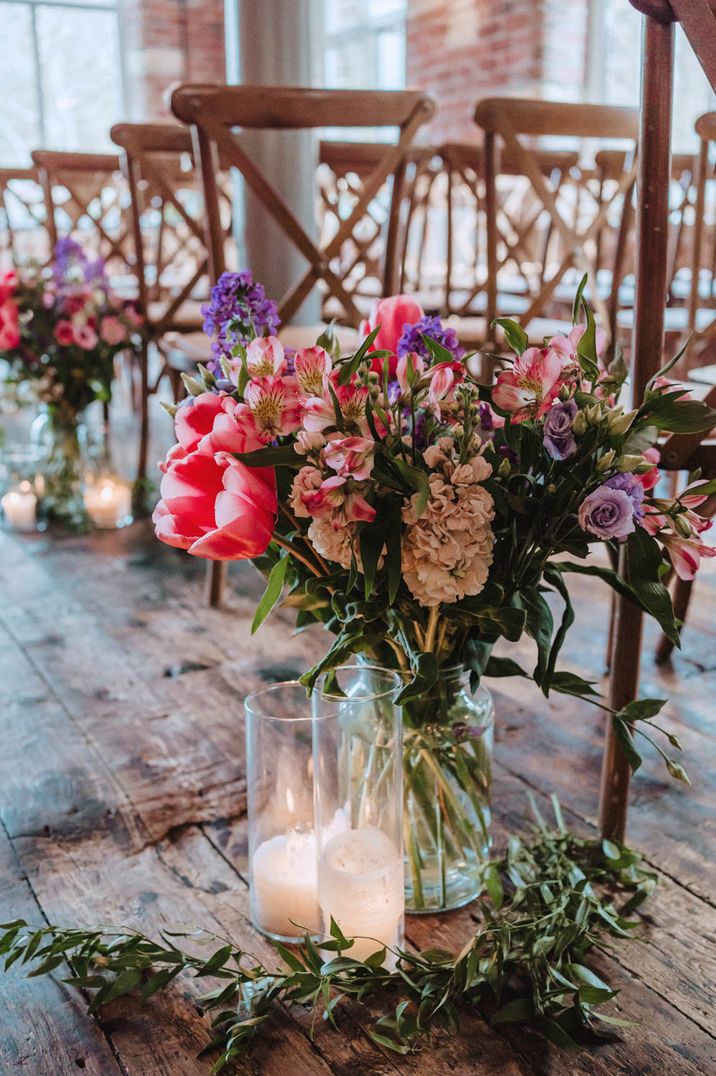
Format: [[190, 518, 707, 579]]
[[1, 799, 656, 1072]]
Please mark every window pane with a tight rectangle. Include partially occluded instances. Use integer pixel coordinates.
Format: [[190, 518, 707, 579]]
[[0, 3, 41, 163], [36, 5, 123, 151]]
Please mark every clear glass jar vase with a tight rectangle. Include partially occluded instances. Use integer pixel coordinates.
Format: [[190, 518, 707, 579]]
[[402, 667, 494, 913], [31, 404, 89, 528]]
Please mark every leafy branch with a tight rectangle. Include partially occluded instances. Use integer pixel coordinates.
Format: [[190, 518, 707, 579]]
[[1, 800, 656, 1071]]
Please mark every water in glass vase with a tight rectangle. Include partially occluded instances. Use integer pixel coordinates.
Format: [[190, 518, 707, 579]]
[[402, 667, 493, 913]]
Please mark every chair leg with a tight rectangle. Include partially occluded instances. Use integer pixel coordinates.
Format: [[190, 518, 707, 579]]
[[655, 575, 695, 664], [207, 561, 227, 608], [135, 338, 150, 514]]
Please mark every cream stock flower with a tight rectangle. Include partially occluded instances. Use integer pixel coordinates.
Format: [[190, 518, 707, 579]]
[[307, 515, 357, 568], [401, 451, 495, 607]]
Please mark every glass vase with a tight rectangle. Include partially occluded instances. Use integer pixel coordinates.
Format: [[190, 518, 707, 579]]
[[312, 665, 404, 969], [402, 667, 494, 914], [31, 404, 89, 528]]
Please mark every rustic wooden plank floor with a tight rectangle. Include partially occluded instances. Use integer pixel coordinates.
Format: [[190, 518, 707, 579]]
[[1, 513, 714, 1075]]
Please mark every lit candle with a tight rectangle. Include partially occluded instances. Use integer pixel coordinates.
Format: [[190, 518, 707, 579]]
[[251, 829, 321, 939], [84, 477, 132, 529], [318, 827, 404, 968], [1, 481, 37, 531]]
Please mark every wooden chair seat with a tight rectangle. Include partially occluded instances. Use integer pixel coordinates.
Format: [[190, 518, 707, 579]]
[[617, 305, 716, 333], [688, 363, 716, 387], [449, 314, 571, 349], [147, 298, 206, 332]]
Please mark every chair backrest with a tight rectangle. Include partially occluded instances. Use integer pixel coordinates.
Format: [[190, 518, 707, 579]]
[[171, 84, 434, 325], [0, 167, 50, 268], [31, 150, 133, 285], [110, 122, 231, 333], [474, 98, 640, 341]]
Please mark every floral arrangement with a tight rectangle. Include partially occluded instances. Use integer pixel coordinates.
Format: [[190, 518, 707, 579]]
[[155, 271, 716, 786], [0, 238, 141, 416]]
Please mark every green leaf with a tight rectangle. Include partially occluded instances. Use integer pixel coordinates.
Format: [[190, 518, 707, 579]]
[[491, 997, 535, 1024], [625, 527, 679, 646], [234, 444, 300, 468], [483, 656, 530, 679], [517, 587, 554, 685], [336, 324, 381, 385], [251, 556, 289, 634], [549, 671, 600, 698], [492, 318, 528, 356], [638, 391, 716, 434], [617, 698, 666, 722], [571, 273, 588, 325], [613, 717, 642, 774]]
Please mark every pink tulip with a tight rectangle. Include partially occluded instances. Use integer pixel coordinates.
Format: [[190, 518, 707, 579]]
[[492, 345, 571, 422], [153, 449, 276, 560], [360, 295, 424, 376]]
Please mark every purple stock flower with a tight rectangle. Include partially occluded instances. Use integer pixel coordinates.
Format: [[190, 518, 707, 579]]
[[202, 270, 280, 357], [397, 315, 465, 363], [543, 399, 578, 460], [605, 472, 645, 519], [578, 485, 636, 541]]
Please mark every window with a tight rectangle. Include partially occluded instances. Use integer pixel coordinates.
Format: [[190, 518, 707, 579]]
[[324, 0, 407, 91], [0, 0, 124, 163], [592, 0, 715, 152]]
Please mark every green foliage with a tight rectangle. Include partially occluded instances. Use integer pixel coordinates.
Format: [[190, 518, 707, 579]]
[[0, 801, 657, 1070]]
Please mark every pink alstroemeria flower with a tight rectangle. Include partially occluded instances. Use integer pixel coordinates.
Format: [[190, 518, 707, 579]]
[[294, 345, 332, 397], [302, 474, 376, 524], [427, 360, 462, 414], [324, 436, 376, 481], [550, 323, 607, 362], [396, 351, 425, 395], [243, 376, 301, 442], [492, 345, 571, 421], [303, 381, 372, 437], [661, 529, 716, 581], [245, 336, 286, 379], [636, 446, 661, 492]]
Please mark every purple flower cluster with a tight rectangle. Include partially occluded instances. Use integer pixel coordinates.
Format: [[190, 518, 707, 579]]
[[52, 238, 106, 286], [578, 472, 645, 541], [397, 315, 465, 363], [202, 271, 280, 367], [543, 399, 577, 460]]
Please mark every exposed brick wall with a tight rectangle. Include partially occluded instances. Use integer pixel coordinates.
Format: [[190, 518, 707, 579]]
[[406, 0, 589, 143], [119, 0, 225, 121]]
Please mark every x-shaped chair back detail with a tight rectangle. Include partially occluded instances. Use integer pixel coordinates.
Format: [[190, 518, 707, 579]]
[[110, 123, 228, 339], [0, 167, 50, 268], [439, 141, 582, 318], [171, 85, 434, 321], [474, 98, 640, 342], [31, 151, 133, 281]]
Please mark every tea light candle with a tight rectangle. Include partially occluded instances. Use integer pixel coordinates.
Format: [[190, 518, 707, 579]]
[[1, 482, 37, 531], [251, 829, 320, 939], [318, 827, 404, 967], [84, 476, 132, 529]]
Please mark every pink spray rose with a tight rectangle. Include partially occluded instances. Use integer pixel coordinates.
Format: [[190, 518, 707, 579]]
[[99, 315, 127, 346], [73, 323, 99, 350]]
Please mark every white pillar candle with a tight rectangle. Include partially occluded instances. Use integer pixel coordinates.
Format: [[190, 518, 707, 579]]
[[251, 830, 320, 939], [318, 827, 404, 968], [1, 482, 37, 531], [84, 477, 132, 529]]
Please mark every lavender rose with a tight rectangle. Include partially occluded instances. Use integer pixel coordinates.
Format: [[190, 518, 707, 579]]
[[578, 485, 636, 540], [543, 399, 578, 460], [605, 472, 645, 518]]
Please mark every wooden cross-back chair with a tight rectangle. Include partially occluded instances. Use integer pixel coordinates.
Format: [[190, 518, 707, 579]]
[[0, 167, 50, 268], [437, 142, 582, 321], [680, 112, 716, 355], [474, 99, 640, 354], [171, 85, 435, 327], [31, 151, 134, 288], [110, 122, 234, 488]]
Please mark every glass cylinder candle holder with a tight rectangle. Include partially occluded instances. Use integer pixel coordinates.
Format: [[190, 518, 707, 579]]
[[83, 470, 133, 530], [312, 665, 404, 969], [245, 681, 321, 943], [0, 445, 46, 533]]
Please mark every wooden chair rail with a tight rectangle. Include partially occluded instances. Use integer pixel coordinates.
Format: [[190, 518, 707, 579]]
[[473, 98, 640, 141]]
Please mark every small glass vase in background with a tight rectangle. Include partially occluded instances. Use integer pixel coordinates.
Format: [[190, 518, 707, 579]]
[[402, 667, 494, 914], [313, 664, 404, 969], [244, 681, 321, 943], [31, 403, 89, 528]]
